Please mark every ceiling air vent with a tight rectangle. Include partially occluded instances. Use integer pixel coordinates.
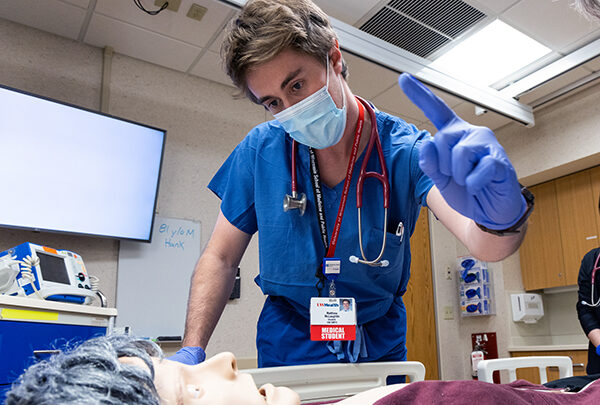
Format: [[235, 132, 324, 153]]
[[359, 0, 487, 59]]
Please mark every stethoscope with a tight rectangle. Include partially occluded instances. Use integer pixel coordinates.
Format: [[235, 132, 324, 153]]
[[581, 251, 600, 307], [283, 96, 392, 267]]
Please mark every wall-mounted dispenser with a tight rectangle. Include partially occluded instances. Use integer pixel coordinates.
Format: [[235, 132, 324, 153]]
[[511, 293, 544, 324]]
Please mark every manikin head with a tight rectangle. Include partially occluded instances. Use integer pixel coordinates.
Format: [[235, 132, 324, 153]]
[[6, 335, 300, 405]]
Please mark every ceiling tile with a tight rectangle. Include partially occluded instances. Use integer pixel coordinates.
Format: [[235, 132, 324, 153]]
[[85, 13, 202, 72], [501, 0, 600, 50], [0, 0, 86, 40], [518, 66, 592, 105], [452, 102, 511, 131], [313, 0, 383, 26], [464, 0, 519, 15], [371, 81, 464, 123], [344, 52, 398, 100], [93, 0, 232, 48], [189, 50, 233, 87], [61, 0, 89, 8]]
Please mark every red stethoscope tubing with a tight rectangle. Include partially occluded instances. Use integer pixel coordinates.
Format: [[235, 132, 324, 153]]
[[355, 96, 389, 209]]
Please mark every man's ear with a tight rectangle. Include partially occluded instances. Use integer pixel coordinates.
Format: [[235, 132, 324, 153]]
[[330, 41, 343, 75]]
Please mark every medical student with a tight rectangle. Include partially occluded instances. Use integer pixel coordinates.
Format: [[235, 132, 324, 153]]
[[576, 196, 600, 375], [171, 0, 534, 366]]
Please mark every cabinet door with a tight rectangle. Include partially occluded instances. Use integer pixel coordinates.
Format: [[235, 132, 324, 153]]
[[555, 170, 600, 285], [519, 182, 565, 290]]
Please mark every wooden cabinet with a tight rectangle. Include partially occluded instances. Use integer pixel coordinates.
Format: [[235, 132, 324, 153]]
[[519, 182, 565, 290], [555, 171, 599, 285], [509, 350, 587, 384], [519, 167, 600, 291]]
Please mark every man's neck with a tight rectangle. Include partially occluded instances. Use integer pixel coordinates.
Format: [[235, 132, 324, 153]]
[[315, 91, 372, 188]]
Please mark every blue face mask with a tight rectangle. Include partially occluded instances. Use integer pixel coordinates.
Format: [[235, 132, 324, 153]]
[[274, 56, 347, 149]]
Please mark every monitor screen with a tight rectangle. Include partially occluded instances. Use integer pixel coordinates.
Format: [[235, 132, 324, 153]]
[[37, 252, 70, 285], [0, 85, 166, 242]]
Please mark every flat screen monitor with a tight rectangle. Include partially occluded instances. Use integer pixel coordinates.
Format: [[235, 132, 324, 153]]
[[0, 84, 166, 242]]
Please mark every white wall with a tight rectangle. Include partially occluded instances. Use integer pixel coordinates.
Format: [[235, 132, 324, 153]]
[[0, 18, 267, 359], [432, 82, 600, 380]]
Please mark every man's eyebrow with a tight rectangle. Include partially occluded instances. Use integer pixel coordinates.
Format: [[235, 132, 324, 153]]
[[257, 68, 303, 105]]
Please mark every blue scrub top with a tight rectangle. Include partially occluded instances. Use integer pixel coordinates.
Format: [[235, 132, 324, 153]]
[[208, 109, 433, 367]]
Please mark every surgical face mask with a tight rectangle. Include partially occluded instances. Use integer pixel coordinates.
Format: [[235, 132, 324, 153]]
[[274, 55, 347, 149]]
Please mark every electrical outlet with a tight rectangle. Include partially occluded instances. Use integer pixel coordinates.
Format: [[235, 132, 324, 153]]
[[187, 3, 208, 22], [154, 0, 181, 12], [443, 306, 454, 320], [446, 267, 453, 280]]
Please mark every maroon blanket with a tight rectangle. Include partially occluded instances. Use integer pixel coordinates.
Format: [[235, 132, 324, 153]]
[[374, 379, 600, 405]]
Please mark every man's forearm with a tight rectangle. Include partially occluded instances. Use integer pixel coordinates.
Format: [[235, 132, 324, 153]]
[[463, 220, 527, 262], [182, 253, 238, 348]]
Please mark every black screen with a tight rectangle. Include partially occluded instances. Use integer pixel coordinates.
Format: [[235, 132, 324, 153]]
[[37, 252, 70, 285]]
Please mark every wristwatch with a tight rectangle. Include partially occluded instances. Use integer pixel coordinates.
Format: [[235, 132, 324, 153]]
[[476, 185, 535, 236]]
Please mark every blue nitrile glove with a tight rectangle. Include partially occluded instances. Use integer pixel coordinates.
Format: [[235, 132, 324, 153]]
[[596, 344, 600, 357], [167, 346, 206, 365], [398, 73, 527, 230]]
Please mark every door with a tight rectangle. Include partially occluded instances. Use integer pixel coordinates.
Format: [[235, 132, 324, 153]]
[[405, 207, 439, 380]]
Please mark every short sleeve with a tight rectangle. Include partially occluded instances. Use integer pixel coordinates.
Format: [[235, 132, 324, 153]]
[[410, 129, 434, 207], [208, 137, 258, 235]]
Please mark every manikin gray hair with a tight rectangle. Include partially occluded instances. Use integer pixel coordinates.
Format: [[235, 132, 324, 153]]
[[6, 334, 163, 404], [574, 0, 600, 19]]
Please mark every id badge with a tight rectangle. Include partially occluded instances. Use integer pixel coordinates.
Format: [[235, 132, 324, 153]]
[[310, 297, 357, 341]]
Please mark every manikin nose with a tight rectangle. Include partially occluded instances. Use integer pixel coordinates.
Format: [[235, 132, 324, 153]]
[[209, 352, 238, 375]]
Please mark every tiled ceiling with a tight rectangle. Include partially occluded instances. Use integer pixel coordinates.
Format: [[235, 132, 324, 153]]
[[1, 0, 600, 131]]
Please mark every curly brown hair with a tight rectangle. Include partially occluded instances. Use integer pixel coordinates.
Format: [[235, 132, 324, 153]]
[[221, 0, 347, 103]]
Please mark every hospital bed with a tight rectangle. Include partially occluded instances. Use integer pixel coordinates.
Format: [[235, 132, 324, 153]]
[[243, 361, 426, 403], [243, 356, 574, 403]]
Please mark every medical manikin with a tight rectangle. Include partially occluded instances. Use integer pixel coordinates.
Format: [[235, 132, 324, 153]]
[[6, 335, 600, 405]]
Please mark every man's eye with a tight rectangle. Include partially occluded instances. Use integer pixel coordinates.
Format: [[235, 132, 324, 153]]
[[292, 81, 303, 91], [268, 99, 279, 109]]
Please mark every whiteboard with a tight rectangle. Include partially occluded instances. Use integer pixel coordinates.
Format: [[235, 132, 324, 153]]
[[116, 216, 201, 339]]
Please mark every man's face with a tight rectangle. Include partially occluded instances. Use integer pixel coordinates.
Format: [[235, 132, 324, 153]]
[[343, 301, 350, 310], [245, 48, 343, 115]]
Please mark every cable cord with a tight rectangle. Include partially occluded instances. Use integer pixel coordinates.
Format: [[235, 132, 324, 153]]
[[17, 255, 44, 299], [134, 0, 169, 15]]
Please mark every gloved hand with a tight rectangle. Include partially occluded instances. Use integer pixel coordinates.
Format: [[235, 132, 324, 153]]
[[596, 344, 600, 357], [167, 346, 206, 365], [398, 73, 527, 230]]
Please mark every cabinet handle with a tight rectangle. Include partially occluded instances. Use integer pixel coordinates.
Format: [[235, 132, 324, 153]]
[[585, 235, 598, 240], [573, 363, 585, 368]]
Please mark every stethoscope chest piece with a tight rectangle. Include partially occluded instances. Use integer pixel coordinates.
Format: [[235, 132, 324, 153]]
[[283, 191, 307, 216]]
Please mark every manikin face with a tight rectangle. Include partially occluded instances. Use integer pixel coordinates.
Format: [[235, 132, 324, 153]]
[[121, 352, 300, 404]]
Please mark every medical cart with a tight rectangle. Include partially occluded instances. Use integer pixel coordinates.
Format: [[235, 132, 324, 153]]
[[0, 295, 117, 401]]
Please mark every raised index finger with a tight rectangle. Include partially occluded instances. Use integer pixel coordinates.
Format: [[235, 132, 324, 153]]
[[398, 73, 457, 130]]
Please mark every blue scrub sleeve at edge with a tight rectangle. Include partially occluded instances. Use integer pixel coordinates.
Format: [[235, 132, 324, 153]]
[[207, 143, 259, 235]]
